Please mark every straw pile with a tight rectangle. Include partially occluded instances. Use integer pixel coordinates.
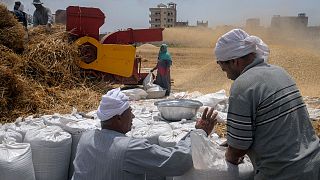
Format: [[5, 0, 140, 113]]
[[0, 4, 113, 123], [28, 24, 66, 44], [0, 4, 25, 53], [0, 66, 39, 123], [23, 26, 81, 87]]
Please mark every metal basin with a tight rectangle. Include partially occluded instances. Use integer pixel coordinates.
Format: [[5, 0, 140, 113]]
[[154, 99, 203, 121]]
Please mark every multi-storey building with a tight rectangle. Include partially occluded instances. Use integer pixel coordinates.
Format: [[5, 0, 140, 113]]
[[149, 2, 177, 28], [271, 13, 308, 30]]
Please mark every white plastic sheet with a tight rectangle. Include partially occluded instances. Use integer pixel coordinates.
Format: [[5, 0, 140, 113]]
[[174, 131, 254, 180], [24, 126, 72, 180], [0, 142, 36, 180]]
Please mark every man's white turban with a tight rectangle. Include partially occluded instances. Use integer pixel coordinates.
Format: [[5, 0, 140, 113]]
[[97, 88, 130, 121], [214, 29, 269, 62]]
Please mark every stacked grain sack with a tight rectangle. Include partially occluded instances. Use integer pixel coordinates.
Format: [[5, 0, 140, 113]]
[[24, 126, 72, 180], [41, 112, 100, 179], [0, 142, 36, 180]]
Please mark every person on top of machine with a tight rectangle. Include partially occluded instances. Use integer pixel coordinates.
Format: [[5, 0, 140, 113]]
[[32, 0, 53, 31], [12, 1, 27, 29]]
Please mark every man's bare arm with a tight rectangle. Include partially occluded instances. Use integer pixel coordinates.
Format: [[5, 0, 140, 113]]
[[225, 145, 248, 165]]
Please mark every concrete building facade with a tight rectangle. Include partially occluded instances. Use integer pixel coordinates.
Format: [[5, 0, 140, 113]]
[[246, 18, 260, 29], [197, 20, 208, 28], [149, 2, 177, 28], [271, 13, 308, 30]]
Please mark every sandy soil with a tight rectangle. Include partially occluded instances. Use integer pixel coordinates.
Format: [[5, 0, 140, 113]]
[[137, 45, 320, 97]]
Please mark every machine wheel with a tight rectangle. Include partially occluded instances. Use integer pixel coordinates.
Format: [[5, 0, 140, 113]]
[[79, 44, 97, 64]]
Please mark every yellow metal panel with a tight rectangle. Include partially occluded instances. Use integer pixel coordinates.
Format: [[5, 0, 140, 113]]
[[75, 36, 136, 77]]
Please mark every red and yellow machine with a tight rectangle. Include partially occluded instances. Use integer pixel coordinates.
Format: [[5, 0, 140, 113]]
[[66, 6, 163, 84]]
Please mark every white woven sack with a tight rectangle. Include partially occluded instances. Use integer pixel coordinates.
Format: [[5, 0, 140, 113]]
[[143, 72, 158, 90], [0, 142, 36, 180], [130, 121, 172, 145], [122, 88, 148, 101], [174, 131, 254, 180], [63, 120, 99, 180], [42, 113, 87, 127], [158, 129, 189, 147], [7, 118, 45, 140], [24, 125, 72, 180], [193, 89, 228, 108], [0, 128, 23, 143]]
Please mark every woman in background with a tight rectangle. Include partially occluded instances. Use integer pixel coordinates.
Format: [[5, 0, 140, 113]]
[[151, 44, 172, 96]]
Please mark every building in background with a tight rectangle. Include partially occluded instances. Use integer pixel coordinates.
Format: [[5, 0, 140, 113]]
[[175, 21, 188, 27], [246, 18, 260, 29], [149, 2, 177, 28], [197, 20, 208, 28], [55, 9, 66, 24], [271, 13, 308, 30]]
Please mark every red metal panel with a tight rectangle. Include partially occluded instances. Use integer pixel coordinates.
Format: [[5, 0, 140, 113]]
[[66, 6, 105, 40], [101, 28, 164, 44]]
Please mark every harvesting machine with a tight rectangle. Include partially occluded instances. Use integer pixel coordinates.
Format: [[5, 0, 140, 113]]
[[66, 6, 163, 84]]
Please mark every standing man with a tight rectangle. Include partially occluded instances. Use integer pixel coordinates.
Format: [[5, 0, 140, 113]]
[[32, 0, 53, 31], [72, 88, 217, 180], [214, 29, 320, 179]]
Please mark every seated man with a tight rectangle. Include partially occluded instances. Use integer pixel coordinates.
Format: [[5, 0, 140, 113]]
[[72, 88, 217, 180]]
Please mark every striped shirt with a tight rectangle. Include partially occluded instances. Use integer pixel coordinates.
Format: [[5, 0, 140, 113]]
[[227, 58, 320, 179], [72, 129, 194, 180]]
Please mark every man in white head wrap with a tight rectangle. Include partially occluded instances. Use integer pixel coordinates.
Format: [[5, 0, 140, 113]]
[[97, 87, 130, 122], [214, 29, 320, 179], [72, 88, 218, 180], [215, 28, 269, 63]]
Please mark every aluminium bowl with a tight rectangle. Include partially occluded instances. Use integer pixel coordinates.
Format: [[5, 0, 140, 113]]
[[154, 99, 203, 121]]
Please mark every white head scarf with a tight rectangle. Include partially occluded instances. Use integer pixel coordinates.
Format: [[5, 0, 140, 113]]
[[18, 3, 24, 11], [97, 88, 130, 121], [214, 29, 269, 62]]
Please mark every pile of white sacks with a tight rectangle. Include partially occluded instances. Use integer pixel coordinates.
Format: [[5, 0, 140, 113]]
[[0, 89, 253, 180]]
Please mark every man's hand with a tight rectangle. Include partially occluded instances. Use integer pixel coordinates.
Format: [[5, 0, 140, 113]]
[[195, 107, 217, 135], [46, 23, 52, 32]]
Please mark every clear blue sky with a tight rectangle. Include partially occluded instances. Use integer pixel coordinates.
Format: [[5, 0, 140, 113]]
[[2, 0, 319, 33]]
